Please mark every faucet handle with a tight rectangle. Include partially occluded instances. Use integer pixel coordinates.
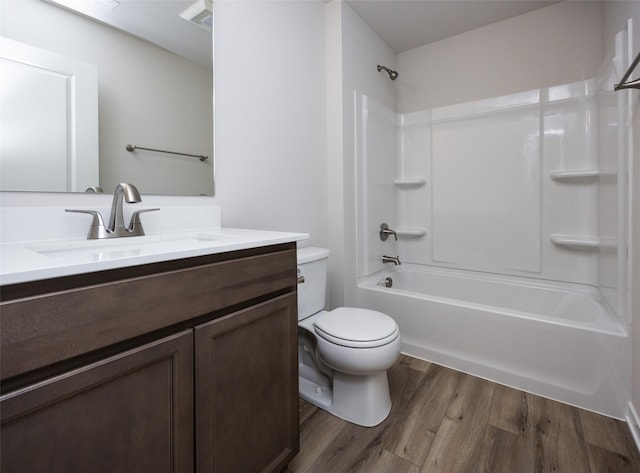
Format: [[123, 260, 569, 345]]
[[379, 223, 398, 241], [127, 208, 160, 235], [66, 209, 110, 239]]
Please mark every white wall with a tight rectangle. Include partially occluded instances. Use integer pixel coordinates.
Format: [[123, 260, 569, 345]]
[[335, 1, 397, 307], [212, 0, 328, 247], [397, 1, 603, 112], [602, 0, 640, 446], [1, 0, 214, 196], [325, 0, 346, 307]]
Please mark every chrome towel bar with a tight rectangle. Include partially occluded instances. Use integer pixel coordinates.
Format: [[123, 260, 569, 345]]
[[126, 144, 209, 161], [614, 50, 640, 91]]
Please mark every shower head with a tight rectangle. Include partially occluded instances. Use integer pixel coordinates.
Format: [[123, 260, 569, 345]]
[[377, 65, 398, 81]]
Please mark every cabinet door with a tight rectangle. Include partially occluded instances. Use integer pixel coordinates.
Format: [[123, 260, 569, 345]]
[[196, 294, 299, 473], [1, 330, 194, 473]]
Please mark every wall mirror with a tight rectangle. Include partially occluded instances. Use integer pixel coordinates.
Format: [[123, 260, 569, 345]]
[[0, 0, 214, 196]]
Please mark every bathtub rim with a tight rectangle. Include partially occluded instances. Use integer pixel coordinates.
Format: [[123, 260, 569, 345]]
[[357, 263, 627, 337], [356, 267, 631, 419]]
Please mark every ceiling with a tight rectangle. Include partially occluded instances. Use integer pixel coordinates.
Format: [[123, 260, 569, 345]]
[[345, 0, 560, 53], [46, 0, 212, 68], [47, 0, 561, 69]]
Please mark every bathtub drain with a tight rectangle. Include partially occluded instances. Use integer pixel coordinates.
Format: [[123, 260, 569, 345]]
[[377, 277, 393, 288]]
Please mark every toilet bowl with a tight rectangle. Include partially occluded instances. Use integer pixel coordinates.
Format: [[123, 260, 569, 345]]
[[297, 247, 401, 427]]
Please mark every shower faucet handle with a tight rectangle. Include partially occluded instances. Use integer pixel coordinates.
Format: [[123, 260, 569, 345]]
[[379, 223, 398, 241]]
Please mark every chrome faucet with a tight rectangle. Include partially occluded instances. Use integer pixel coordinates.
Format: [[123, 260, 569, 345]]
[[66, 183, 159, 239], [85, 186, 103, 193], [382, 255, 401, 265], [108, 183, 142, 234]]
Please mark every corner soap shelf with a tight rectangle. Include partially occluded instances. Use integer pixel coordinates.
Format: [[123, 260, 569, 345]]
[[549, 169, 600, 183], [550, 234, 600, 250], [394, 178, 426, 187]]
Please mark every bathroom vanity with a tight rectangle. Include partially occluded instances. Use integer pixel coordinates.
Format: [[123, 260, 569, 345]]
[[0, 230, 303, 472]]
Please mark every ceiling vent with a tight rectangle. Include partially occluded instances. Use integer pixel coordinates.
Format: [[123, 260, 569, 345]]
[[180, 0, 213, 32]]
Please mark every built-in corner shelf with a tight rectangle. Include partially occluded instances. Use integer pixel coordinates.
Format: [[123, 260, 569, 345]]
[[550, 234, 600, 250], [549, 169, 600, 183], [394, 177, 426, 188], [396, 228, 427, 238]]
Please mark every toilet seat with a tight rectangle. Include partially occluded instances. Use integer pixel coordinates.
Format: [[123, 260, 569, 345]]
[[314, 308, 399, 348]]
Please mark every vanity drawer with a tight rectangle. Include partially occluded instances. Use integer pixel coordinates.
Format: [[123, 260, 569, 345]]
[[1, 245, 297, 381]]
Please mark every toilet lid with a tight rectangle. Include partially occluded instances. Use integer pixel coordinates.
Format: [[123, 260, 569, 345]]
[[314, 307, 399, 348]]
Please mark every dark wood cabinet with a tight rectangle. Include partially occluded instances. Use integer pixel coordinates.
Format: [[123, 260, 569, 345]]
[[1, 243, 299, 473], [1, 330, 194, 473], [196, 294, 299, 473]]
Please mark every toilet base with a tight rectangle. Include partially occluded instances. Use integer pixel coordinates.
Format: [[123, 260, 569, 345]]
[[297, 319, 396, 427], [299, 370, 392, 427]]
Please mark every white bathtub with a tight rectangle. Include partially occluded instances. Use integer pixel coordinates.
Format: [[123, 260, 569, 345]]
[[356, 265, 630, 418]]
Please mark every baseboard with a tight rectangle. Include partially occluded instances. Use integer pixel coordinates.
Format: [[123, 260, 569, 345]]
[[627, 402, 640, 454]]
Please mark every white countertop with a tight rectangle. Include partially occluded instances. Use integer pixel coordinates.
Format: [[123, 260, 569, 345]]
[[0, 227, 308, 285]]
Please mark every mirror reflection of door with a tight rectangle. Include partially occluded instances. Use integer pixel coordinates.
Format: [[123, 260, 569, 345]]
[[0, 38, 98, 192]]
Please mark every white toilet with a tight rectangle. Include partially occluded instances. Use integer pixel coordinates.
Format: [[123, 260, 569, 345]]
[[297, 247, 401, 427]]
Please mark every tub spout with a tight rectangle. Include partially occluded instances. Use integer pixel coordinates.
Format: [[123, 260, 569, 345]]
[[382, 255, 401, 265]]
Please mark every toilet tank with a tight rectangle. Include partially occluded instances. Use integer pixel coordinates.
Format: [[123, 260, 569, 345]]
[[296, 247, 330, 320]]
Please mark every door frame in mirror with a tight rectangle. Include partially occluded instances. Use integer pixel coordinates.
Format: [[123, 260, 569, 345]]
[[0, 37, 99, 193]]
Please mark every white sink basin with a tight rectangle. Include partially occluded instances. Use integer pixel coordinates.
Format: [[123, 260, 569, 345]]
[[27, 232, 242, 263]]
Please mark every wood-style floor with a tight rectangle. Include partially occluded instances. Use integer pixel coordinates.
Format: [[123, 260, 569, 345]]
[[286, 355, 640, 473]]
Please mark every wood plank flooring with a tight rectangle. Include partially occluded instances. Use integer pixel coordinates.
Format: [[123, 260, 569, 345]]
[[286, 355, 640, 473]]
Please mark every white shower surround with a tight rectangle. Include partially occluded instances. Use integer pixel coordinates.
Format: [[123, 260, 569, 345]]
[[359, 79, 610, 290], [356, 67, 631, 417]]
